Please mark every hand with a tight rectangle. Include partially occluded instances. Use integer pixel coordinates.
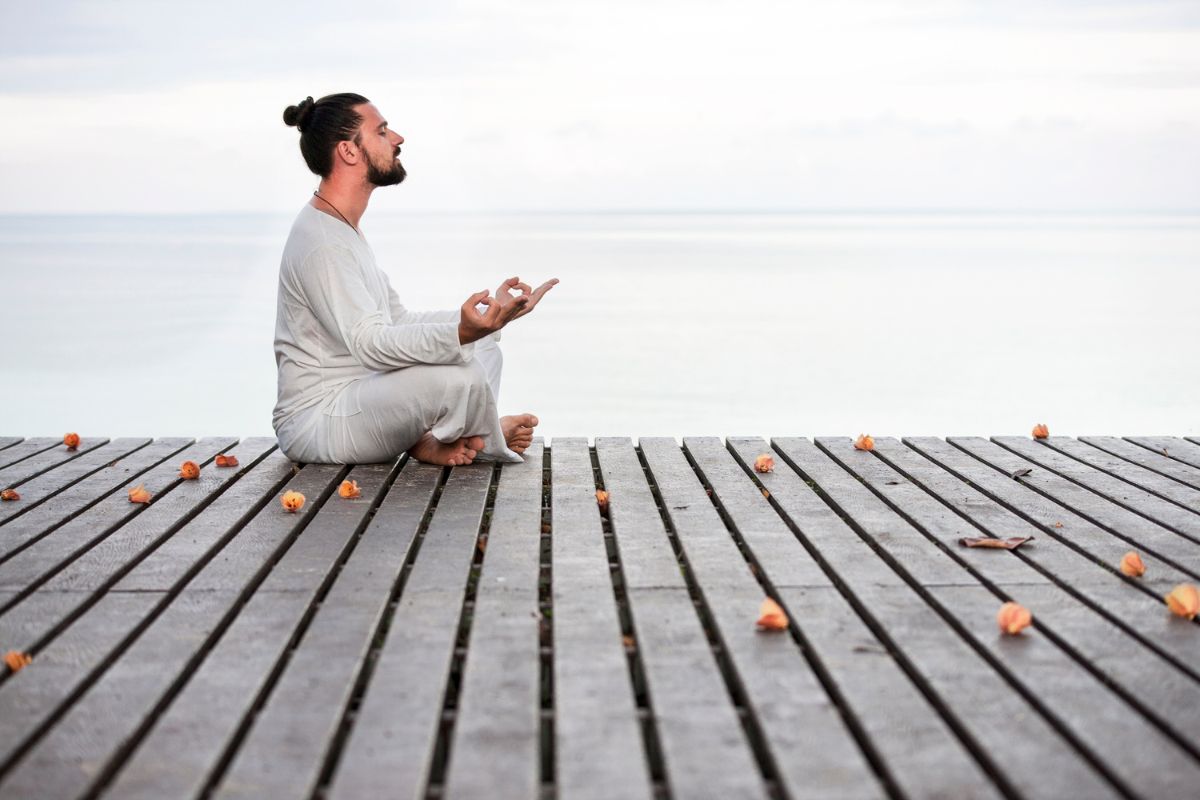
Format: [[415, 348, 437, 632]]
[[458, 285, 529, 345], [495, 275, 559, 321]]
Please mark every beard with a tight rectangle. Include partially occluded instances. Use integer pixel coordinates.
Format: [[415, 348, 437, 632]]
[[367, 152, 406, 187]]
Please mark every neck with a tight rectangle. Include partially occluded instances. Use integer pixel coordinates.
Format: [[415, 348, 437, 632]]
[[312, 175, 374, 230]]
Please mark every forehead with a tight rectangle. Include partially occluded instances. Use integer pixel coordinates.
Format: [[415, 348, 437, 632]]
[[357, 102, 386, 128]]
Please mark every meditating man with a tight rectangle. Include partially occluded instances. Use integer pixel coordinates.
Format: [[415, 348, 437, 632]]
[[271, 92, 557, 466]]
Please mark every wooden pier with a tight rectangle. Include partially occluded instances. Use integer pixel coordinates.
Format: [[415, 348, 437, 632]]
[[0, 433, 1198, 799]]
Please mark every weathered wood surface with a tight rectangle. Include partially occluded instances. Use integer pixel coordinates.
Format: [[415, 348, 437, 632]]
[[0, 434, 1197, 800]]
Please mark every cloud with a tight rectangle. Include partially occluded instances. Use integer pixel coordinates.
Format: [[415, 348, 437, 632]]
[[2, 0, 1199, 211]]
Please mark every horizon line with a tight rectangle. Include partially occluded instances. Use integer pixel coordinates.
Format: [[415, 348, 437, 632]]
[[3, 207, 1200, 218]]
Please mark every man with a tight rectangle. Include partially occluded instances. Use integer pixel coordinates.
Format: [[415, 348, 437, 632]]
[[272, 92, 557, 466]]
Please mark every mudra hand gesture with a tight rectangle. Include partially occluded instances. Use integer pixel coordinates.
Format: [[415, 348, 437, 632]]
[[458, 276, 559, 345]]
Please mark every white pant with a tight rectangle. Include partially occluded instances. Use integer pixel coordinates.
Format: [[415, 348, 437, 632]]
[[274, 336, 521, 464]]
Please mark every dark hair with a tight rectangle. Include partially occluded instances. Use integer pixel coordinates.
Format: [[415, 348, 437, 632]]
[[283, 93, 370, 177]]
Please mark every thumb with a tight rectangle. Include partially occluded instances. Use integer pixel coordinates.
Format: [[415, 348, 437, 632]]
[[464, 290, 489, 307]]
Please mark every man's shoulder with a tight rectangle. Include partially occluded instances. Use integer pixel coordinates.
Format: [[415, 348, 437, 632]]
[[282, 208, 362, 272]]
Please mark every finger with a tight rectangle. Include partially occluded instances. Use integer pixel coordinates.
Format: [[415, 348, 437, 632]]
[[503, 297, 529, 322], [463, 289, 489, 309], [514, 282, 532, 295], [482, 298, 503, 321], [532, 279, 558, 299]]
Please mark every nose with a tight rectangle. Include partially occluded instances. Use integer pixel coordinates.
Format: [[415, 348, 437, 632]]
[[391, 132, 404, 146]]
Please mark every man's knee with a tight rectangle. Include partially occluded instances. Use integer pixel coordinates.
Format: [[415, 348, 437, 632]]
[[438, 360, 490, 395]]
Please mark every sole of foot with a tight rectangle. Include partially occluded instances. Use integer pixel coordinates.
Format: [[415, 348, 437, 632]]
[[410, 433, 485, 466]]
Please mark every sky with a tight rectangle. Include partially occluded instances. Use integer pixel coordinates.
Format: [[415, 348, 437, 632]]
[[2, 0, 1200, 213]]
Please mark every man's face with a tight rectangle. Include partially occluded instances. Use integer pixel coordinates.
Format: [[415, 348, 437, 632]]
[[356, 103, 406, 186]]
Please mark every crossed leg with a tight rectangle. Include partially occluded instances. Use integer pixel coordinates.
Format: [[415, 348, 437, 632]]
[[281, 336, 540, 466]]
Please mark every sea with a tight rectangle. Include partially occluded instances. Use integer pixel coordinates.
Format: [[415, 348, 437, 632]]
[[2, 211, 1197, 441]]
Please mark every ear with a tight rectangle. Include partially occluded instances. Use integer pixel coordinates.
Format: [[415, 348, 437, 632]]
[[336, 140, 360, 166]]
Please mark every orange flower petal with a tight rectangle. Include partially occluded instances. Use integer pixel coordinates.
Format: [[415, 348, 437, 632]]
[[756, 597, 789, 631], [0, 489, 19, 502], [753, 454, 775, 473], [1032, 424, 1049, 439], [281, 490, 306, 513], [595, 489, 609, 514], [1119, 551, 1146, 578], [338, 479, 361, 499], [214, 454, 239, 468], [63, 432, 80, 450], [1165, 584, 1199, 619], [179, 460, 200, 480], [3, 650, 32, 673], [127, 484, 152, 504], [853, 434, 875, 451], [997, 601, 1032, 635]]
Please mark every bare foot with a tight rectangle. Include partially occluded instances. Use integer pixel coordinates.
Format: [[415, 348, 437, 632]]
[[501, 414, 538, 455], [409, 433, 485, 466]]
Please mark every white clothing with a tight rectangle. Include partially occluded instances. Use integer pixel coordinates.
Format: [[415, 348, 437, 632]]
[[271, 203, 521, 464]]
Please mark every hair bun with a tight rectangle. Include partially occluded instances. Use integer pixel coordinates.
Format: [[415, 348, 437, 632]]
[[283, 96, 316, 130]]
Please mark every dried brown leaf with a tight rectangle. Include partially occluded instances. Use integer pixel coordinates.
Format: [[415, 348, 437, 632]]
[[959, 536, 1033, 550]]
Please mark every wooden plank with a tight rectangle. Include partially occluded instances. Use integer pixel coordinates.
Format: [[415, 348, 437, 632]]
[[594, 437, 768, 800], [0, 438, 153, 533], [537, 438, 652, 800], [1127, 436, 1200, 471], [642, 437, 889, 800], [0, 438, 25, 453], [814, 437, 1200, 754], [0, 438, 238, 595], [0, 439, 279, 654], [0, 437, 109, 488], [992, 436, 1200, 540], [0, 438, 62, 471], [442, 442, 544, 800], [0, 463, 346, 798], [1037, 436, 1200, 507], [867, 436, 1200, 678], [947, 437, 1200, 578], [326, 463, 494, 800], [104, 461, 397, 799], [0, 438, 192, 561], [212, 459, 442, 800], [1080, 436, 1200, 491], [0, 449, 296, 772], [761, 436, 1119, 800], [774, 437, 1200, 797]]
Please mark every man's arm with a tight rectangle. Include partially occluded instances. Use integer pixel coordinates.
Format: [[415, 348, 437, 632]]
[[290, 244, 476, 370], [385, 280, 501, 342]]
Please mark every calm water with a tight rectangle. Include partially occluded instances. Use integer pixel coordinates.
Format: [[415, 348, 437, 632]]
[[2, 211, 1198, 440]]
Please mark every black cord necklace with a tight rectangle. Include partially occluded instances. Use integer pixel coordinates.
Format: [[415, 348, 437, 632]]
[[313, 190, 357, 232]]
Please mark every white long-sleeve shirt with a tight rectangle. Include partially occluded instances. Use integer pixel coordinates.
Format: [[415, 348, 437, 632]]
[[271, 203, 494, 430]]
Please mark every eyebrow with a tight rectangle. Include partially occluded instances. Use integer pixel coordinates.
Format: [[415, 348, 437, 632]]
[[378, 121, 388, 130]]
